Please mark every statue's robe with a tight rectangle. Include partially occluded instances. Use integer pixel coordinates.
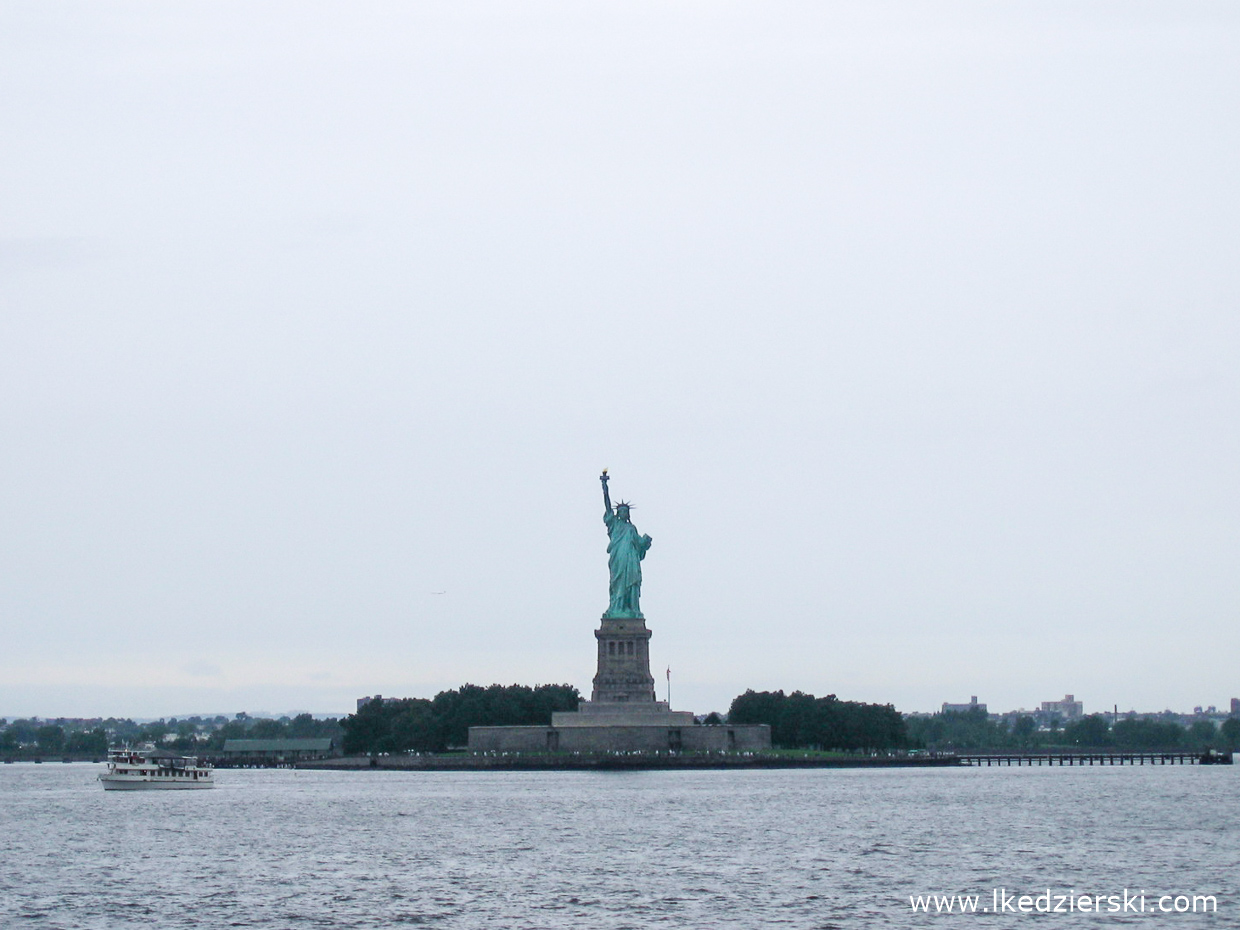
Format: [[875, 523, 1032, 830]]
[[604, 510, 651, 617]]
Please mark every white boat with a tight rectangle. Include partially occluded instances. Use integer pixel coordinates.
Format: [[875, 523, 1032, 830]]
[[98, 747, 215, 790]]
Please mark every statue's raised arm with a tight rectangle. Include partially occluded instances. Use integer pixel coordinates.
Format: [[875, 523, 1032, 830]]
[[601, 469, 613, 517], [598, 471, 651, 619]]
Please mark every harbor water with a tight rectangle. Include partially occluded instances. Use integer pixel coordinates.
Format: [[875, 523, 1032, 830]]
[[1, 762, 1236, 928]]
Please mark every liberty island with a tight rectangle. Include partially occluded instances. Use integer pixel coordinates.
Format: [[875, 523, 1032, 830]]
[[468, 472, 771, 753]]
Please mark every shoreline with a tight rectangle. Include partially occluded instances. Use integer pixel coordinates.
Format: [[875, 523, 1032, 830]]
[[293, 753, 962, 771]]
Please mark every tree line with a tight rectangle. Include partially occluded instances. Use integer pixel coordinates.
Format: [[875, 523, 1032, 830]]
[[0, 723, 108, 757], [0, 713, 342, 758], [342, 683, 581, 754], [905, 709, 1240, 752], [342, 684, 911, 754], [727, 690, 907, 751]]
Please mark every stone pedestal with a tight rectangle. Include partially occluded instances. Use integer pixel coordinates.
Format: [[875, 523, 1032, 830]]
[[590, 616, 657, 705], [550, 614, 695, 728]]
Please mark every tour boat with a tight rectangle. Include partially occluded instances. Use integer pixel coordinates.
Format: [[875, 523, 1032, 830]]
[[98, 747, 215, 790]]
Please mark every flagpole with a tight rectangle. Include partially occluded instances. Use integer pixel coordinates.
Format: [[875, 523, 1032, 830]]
[[666, 666, 671, 708]]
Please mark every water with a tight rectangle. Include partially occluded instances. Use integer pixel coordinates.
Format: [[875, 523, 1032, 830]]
[[1, 763, 1236, 928]]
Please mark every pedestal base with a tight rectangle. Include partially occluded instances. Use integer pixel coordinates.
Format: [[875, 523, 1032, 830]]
[[552, 701, 696, 728], [468, 722, 772, 753]]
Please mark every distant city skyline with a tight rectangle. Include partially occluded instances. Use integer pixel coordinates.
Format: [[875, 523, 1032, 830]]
[[5, 692, 1240, 725]]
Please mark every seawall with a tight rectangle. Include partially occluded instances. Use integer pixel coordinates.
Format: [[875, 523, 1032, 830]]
[[297, 753, 962, 771]]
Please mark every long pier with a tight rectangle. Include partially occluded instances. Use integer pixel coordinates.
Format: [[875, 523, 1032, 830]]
[[957, 751, 1232, 767]]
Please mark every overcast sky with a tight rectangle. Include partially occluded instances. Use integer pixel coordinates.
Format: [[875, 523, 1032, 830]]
[[2, 2, 1237, 720]]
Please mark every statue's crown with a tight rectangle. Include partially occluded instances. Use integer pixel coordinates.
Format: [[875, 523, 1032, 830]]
[[616, 500, 633, 509]]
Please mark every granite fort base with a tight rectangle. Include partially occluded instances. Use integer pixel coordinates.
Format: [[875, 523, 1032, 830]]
[[469, 722, 771, 753], [467, 616, 771, 752]]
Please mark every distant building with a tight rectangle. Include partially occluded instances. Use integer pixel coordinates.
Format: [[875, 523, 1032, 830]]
[[1231, 698, 1240, 717], [221, 738, 339, 762], [942, 696, 986, 714], [1040, 694, 1083, 720], [356, 695, 401, 712]]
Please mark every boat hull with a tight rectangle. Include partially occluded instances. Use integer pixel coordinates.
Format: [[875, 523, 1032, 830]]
[[99, 776, 214, 790]]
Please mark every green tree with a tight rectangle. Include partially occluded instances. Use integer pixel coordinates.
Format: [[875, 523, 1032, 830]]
[[728, 689, 906, 751], [390, 700, 439, 753], [8, 720, 37, 746], [35, 725, 65, 754], [1012, 715, 1037, 748], [66, 729, 108, 755], [342, 699, 403, 754], [288, 713, 320, 738], [1219, 717, 1240, 751], [104, 718, 142, 743], [1063, 714, 1111, 747], [248, 718, 287, 739], [139, 721, 169, 744], [1112, 718, 1184, 748], [341, 683, 580, 755], [204, 719, 251, 751], [1187, 719, 1217, 749], [904, 708, 1006, 751]]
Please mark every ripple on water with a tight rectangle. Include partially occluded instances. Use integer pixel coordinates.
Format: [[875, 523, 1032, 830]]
[[0, 765, 1236, 928]]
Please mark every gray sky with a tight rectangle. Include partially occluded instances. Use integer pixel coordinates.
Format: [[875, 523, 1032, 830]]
[[2, 2, 1238, 719]]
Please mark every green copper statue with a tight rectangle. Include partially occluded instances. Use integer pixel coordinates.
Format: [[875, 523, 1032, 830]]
[[600, 470, 652, 618]]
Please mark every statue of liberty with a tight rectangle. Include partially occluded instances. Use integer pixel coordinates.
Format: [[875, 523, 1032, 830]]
[[600, 470, 652, 618]]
